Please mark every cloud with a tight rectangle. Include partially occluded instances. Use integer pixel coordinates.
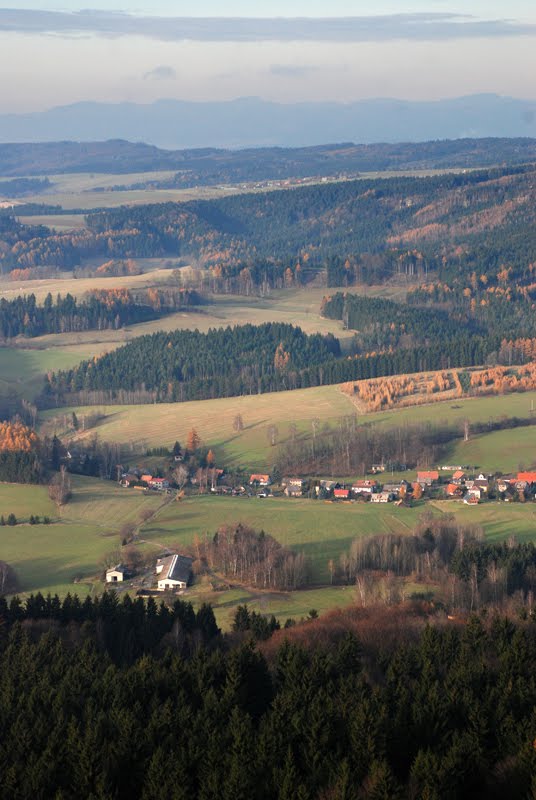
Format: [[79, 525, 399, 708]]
[[269, 64, 321, 78], [144, 65, 177, 81], [1, 9, 536, 43]]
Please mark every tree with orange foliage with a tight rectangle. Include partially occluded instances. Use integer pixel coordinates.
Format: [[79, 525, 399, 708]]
[[207, 449, 215, 467], [186, 428, 201, 453], [274, 343, 291, 371]]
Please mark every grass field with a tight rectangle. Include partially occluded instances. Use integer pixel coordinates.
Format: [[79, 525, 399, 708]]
[[43, 387, 536, 473], [0, 346, 97, 401], [13, 167, 472, 213], [18, 214, 87, 231], [3, 477, 536, 625], [0, 477, 163, 596], [140, 495, 421, 583], [0, 265, 174, 302], [41, 384, 358, 468]]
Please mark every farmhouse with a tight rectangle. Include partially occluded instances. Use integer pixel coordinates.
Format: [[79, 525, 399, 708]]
[[333, 488, 350, 500], [383, 482, 408, 498], [282, 477, 305, 488], [140, 474, 153, 485], [149, 478, 169, 491], [249, 474, 271, 486], [517, 471, 536, 485], [497, 476, 515, 492], [371, 491, 393, 503], [106, 565, 127, 583], [464, 493, 480, 506], [156, 555, 193, 591], [452, 470, 466, 484], [417, 471, 439, 486], [352, 480, 377, 496], [446, 484, 463, 498], [285, 483, 304, 497]]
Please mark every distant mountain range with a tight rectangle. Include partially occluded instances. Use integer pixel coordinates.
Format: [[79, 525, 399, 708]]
[[1, 94, 536, 150]]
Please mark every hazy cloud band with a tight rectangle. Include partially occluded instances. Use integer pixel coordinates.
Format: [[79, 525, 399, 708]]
[[1, 9, 536, 42]]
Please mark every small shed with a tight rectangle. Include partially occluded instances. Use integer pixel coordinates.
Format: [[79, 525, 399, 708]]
[[106, 565, 127, 583]]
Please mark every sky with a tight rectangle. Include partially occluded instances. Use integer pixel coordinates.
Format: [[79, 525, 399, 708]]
[[1, 1, 535, 112]]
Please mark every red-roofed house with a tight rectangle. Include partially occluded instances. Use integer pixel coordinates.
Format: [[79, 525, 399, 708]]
[[452, 470, 465, 484], [517, 472, 536, 484], [446, 483, 463, 498], [334, 488, 350, 500], [417, 471, 439, 486], [249, 474, 271, 486]]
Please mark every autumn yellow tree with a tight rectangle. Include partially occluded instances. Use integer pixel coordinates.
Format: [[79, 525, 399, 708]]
[[186, 428, 201, 453]]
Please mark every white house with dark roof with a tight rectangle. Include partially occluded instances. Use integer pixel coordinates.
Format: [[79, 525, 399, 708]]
[[156, 555, 193, 591]]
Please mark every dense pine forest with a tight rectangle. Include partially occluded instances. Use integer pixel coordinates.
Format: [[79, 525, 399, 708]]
[[321, 289, 536, 358], [0, 592, 536, 799], [43, 323, 340, 403], [42, 323, 496, 406]]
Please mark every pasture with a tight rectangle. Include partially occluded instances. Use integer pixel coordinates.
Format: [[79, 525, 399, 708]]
[[3, 476, 536, 627], [43, 387, 536, 473], [0, 477, 163, 596]]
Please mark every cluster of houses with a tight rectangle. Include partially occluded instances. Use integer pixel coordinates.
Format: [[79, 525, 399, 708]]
[[121, 468, 171, 492], [106, 554, 193, 592], [249, 468, 536, 506]]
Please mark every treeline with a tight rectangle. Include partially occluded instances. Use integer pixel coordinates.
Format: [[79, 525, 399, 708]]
[[0, 420, 45, 483], [0, 177, 51, 197], [197, 524, 308, 591], [1, 595, 536, 798], [340, 515, 481, 584], [322, 289, 536, 364], [0, 591, 220, 665], [340, 514, 536, 614], [0, 288, 201, 339]]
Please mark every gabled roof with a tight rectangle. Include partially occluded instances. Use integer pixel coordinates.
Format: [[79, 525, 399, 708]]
[[107, 564, 126, 575], [157, 554, 193, 585], [453, 470, 465, 480], [517, 472, 536, 484], [417, 471, 439, 480]]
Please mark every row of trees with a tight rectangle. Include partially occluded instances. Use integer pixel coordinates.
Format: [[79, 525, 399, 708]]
[[0, 288, 200, 339]]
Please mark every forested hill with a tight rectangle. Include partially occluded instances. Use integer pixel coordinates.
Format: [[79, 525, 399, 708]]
[[1, 136, 536, 178], [43, 324, 342, 404], [3, 165, 536, 288]]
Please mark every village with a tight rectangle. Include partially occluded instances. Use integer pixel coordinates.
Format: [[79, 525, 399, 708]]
[[118, 454, 536, 508]]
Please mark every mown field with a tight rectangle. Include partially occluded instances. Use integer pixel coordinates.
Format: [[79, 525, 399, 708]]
[[42, 387, 536, 474]]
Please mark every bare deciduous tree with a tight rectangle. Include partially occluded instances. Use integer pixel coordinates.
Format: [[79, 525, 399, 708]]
[[48, 465, 72, 509]]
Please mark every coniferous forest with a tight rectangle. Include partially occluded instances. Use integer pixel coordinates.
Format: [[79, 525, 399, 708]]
[[0, 593, 536, 799], [41, 322, 497, 406]]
